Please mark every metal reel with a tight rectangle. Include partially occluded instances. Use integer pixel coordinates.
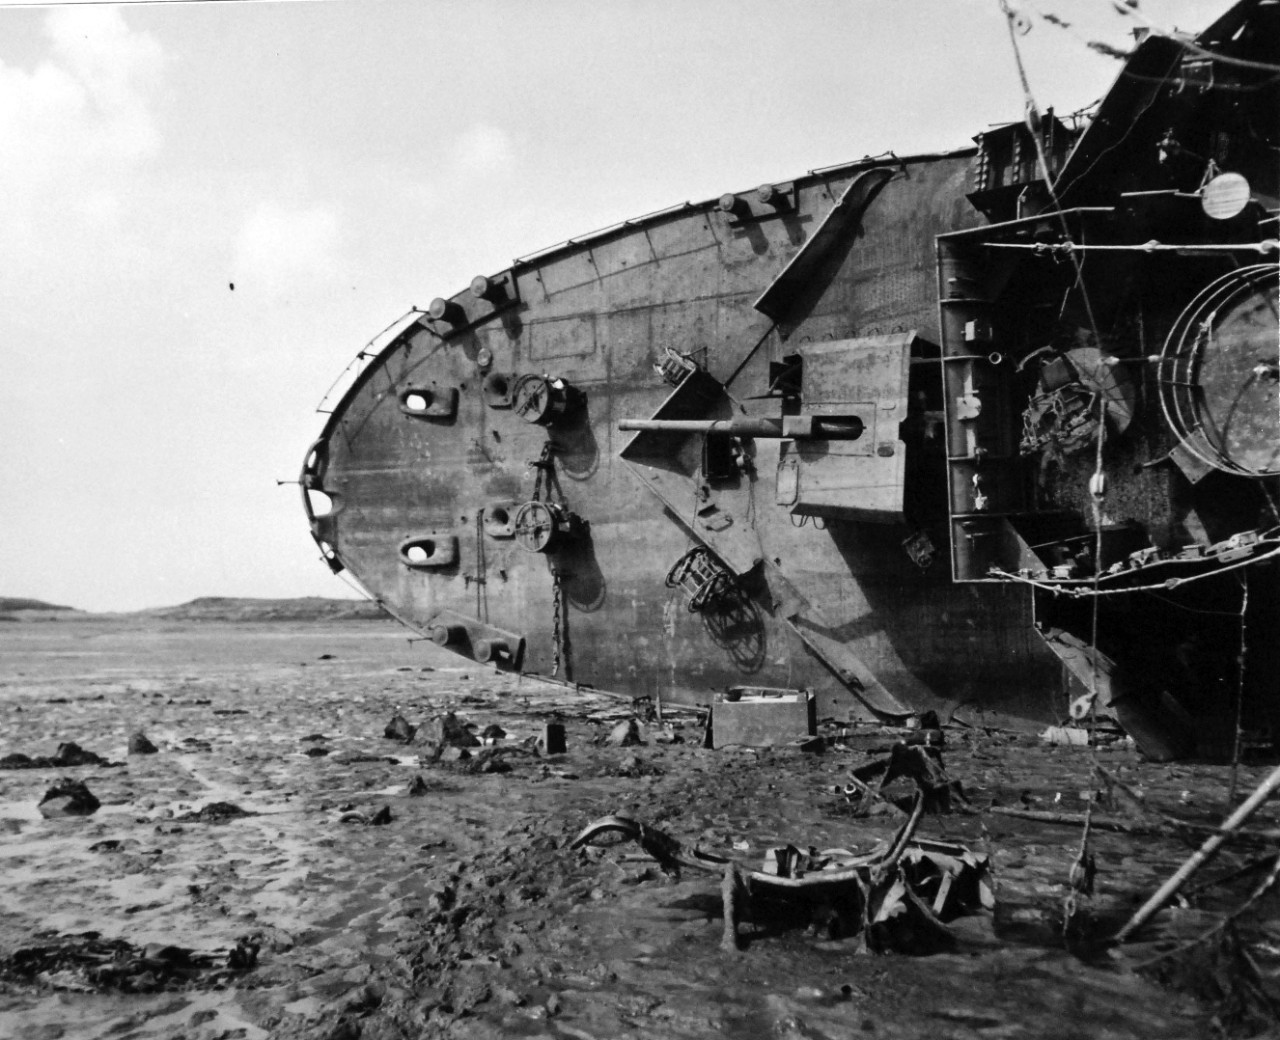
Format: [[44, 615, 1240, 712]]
[[513, 500, 581, 553]]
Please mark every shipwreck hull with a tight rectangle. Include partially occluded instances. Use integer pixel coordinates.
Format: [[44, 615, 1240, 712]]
[[304, 152, 1062, 719], [305, 0, 1280, 746]]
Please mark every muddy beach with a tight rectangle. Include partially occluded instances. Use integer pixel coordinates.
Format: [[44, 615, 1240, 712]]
[[3, 612, 1280, 1039]]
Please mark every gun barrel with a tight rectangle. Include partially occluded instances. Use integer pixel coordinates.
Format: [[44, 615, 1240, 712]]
[[618, 415, 865, 439], [618, 417, 783, 437]]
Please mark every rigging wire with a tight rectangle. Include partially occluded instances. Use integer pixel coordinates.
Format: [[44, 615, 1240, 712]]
[[998, 1, 1102, 337], [988, 0, 1280, 928], [989, 543, 1280, 595], [1230, 571, 1250, 802], [984, 239, 1280, 254], [1021, 0, 1280, 76]]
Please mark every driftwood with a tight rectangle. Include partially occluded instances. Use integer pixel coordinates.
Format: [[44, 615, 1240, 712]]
[[989, 806, 1142, 833], [989, 805, 1280, 845]]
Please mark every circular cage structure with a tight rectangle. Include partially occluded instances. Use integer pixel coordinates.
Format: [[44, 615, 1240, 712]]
[[1157, 264, 1280, 477]]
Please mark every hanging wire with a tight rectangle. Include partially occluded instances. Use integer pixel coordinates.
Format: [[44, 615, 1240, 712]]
[[1230, 571, 1251, 801], [998, 0, 1103, 338], [998, 0, 1137, 932], [983, 239, 1280, 254], [1114, 0, 1280, 77], [988, 542, 1280, 596], [1022, 0, 1280, 76]]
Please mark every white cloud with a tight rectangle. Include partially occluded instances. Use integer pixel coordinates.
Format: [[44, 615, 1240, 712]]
[[233, 202, 343, 290], [449, 123, 515, 176], [46, 6, 163, 151], [0, 7, 164, 241]]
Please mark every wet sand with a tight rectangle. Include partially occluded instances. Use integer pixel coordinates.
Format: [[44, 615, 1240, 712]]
[[2, 615, 1278, 1038]]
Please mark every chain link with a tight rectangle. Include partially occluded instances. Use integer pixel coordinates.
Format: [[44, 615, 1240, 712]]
[[531, 441, 570, 678], [530, 443, 549, 503], [551, 568, 564, 678]]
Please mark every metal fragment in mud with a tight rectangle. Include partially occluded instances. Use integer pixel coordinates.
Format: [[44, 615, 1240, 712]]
[[0, 933, 260, 993], [845, 743, 969, 815], [37, 778, 101, 817]]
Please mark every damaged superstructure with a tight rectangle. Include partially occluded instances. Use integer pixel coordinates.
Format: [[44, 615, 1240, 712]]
[[302, 0, 1279, 758]]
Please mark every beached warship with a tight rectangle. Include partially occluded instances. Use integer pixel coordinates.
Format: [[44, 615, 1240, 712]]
[[303, 0, 1279, 757]]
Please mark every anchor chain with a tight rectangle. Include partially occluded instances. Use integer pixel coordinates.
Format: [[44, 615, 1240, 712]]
[[526, 441, 574, 677], [529, 442, 563, 506], [551, 567, 568, 678]]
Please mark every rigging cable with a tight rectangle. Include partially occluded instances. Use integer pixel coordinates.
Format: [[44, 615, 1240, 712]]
[[999, 0, 1130, 932], [1230, 571, 1250, 802]]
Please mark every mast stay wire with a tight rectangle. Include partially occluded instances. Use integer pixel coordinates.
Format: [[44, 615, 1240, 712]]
[[998, 0, 1120, 932]]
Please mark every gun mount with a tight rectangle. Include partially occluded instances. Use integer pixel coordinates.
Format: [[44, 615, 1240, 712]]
[[617, 417, 866, 440]]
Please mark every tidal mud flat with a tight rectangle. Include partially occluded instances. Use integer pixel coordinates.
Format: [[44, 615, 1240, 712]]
[[3, 615, 1280, 1039]]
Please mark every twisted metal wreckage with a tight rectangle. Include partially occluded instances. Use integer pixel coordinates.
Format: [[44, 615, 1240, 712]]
[[573, 739, 994, 955], [571, 802, 993, 955], [302, 0, 1280, 765]]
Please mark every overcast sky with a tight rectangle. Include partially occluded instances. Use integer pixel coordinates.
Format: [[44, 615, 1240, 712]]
[[0, 0, 1235, 611]]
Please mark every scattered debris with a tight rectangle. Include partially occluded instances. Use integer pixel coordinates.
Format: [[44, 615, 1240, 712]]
[[572, 802, 993, 955], [127, 731, 158, 755], [475, 753, 512, 775], [38, 779, 100, 818], [424, 712, 480, 749], [2, 743, 118, 770], [601, 718, 643, 747], [174, 802, 253, 824], [453, 746, 532, 774], [384, 714, 417, 742], [338, 805, 393, 826], [481, 723, 506, 744], [0, 932, 260, 993], [845, 743, 968, 815], [334, 754, 402, 765], [1041, 725, 1090, 747], [88, 839, 122, 853]]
